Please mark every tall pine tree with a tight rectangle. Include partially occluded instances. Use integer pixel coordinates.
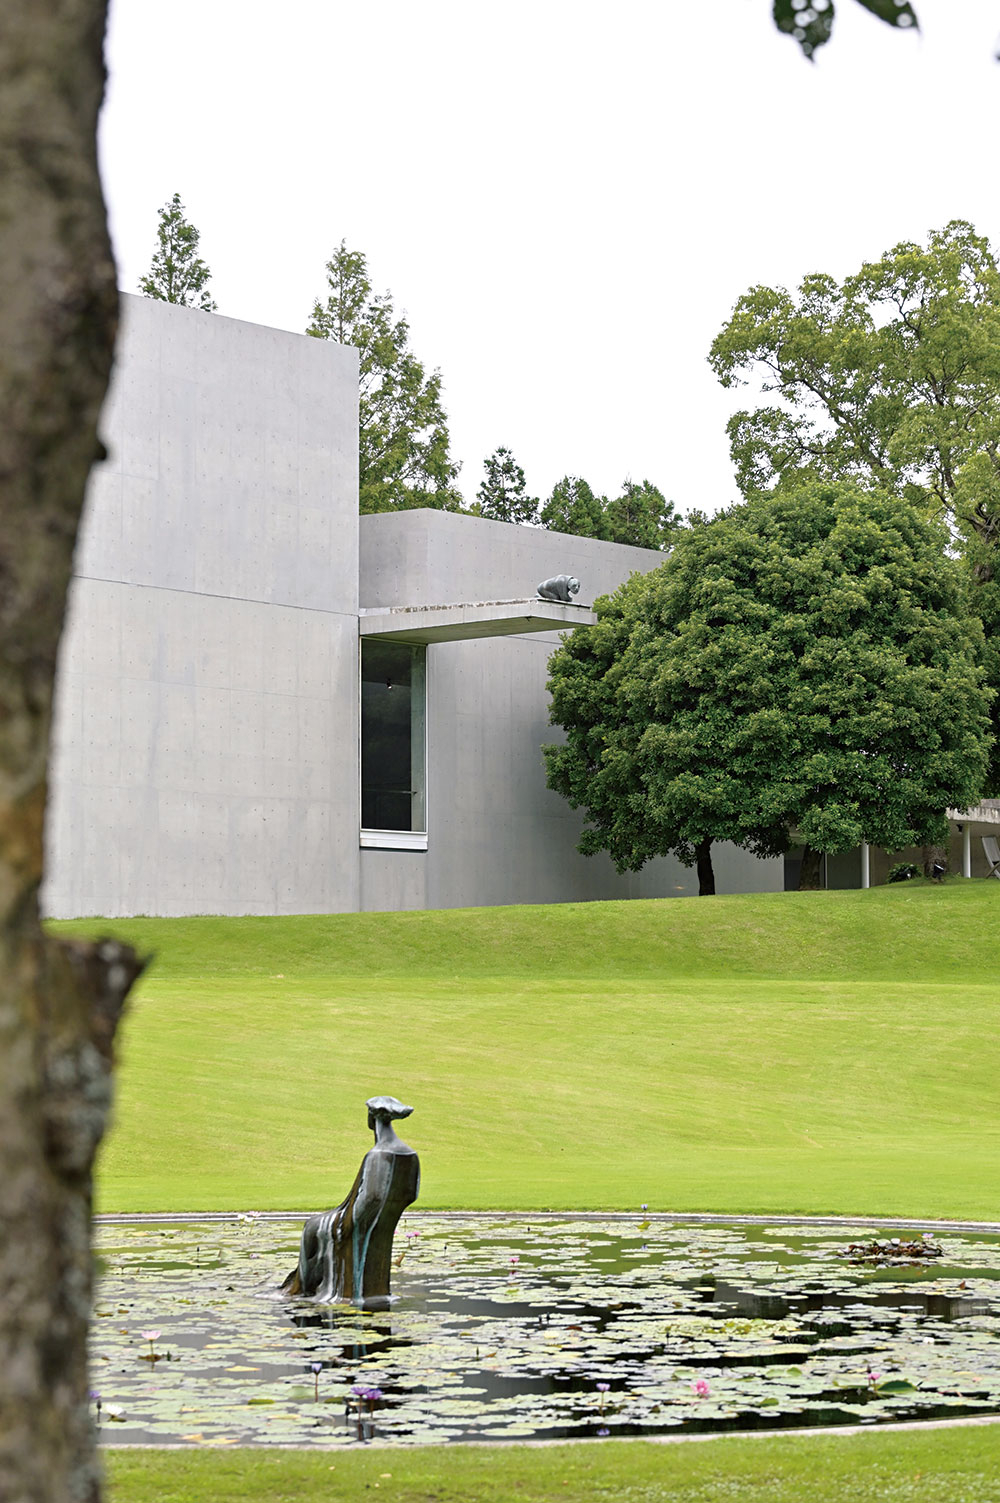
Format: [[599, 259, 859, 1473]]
[[604, 478, 680, 550], [477, 446, 538, 524], [540, 475, 607, 539], [139, 193, 216, 311], [308, 241, 462, 514]]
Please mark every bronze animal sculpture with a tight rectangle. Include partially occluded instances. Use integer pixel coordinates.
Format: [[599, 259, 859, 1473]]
[[537, 574, 581, 603]]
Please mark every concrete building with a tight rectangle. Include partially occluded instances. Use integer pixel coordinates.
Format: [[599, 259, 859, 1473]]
[[43, 296, 779, 918], [44, 297, 991, 919]]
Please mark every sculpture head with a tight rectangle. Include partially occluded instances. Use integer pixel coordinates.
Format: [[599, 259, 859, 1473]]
[[366, 1095, 414, 1130], [566, 576, 581, 596]]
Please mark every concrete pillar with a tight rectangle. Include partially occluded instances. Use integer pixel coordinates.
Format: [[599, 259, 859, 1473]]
[[861, 842, 870, 890], [963, 823, 972, 879]]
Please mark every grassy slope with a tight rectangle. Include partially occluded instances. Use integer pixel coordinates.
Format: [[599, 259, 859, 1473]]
[[53, 882, 1000, 1217], [108, 1427, 1000, 1503]]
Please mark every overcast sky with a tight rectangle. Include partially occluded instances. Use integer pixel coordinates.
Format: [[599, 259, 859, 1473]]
[[100, 0, 1000, 515]]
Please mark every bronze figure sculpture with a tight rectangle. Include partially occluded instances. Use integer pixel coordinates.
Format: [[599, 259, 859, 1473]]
[[282, 1096, 420, 1304]]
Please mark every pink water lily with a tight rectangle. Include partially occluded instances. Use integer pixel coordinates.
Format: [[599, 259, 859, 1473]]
[[692, 1379, 711, 1397]]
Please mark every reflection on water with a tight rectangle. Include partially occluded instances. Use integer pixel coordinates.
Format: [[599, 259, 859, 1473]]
[[91, 1216, 1000, 1448]]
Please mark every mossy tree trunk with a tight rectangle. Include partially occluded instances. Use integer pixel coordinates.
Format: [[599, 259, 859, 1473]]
[[0, 5, 145, 1501]]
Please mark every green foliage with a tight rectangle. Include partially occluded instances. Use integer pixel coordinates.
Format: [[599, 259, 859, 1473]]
[[710, 221, 1000, 789], [139, 193, 216, 311], [476, 446, 538, 525], [604, 478, 680, 550], [774, 0, 918, 61], [308, 241, 463, 515], [539, 475, 607, 538], [545, 482, 991, 882]]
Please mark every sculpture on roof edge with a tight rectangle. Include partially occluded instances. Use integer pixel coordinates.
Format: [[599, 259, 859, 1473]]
[[281, 1095, 420, 1305], [537, 574, 581, 603]]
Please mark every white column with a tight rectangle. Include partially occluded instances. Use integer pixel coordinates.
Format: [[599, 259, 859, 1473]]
[[963, 823, 972, 879], [861, 842, 870, 890]]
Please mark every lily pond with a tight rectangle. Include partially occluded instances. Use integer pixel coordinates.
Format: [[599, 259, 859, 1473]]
[[92, 1215, 1000, 1448]]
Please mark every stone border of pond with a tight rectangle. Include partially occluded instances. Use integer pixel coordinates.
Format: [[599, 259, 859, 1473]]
[[96, 1211, 1000, 1233], [98, 1408, 1000, 1451]]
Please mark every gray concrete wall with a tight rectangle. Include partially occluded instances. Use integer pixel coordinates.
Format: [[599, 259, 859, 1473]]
[[44, 296, 361, 917], [359, 508, 659, 609], [358, 511, 783, 912]]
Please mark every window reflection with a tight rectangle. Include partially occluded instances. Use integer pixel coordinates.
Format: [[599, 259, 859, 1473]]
[[361, 641, 426, 833]]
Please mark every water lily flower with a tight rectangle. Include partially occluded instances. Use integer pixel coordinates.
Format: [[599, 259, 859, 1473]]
[[640, 1204, 648, 1213], [692, 1379, 711, 1397], [596, 1382, 610, 1392], [867, 1370, 882, 1387], [311, 1361, 323, 1400], [140, 1330, 161, 1360]]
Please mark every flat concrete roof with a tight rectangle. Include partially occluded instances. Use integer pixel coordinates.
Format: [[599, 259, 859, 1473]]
[[358, 599, 597, 644]]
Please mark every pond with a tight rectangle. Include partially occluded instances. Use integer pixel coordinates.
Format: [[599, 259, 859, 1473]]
[[92, 1215, 1000, 1448]]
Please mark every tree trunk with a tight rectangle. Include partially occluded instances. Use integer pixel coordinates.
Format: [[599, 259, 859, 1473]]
[[797, 845, 825, 891], [695, 837, 716, 896], [0, 6, 145, 1502], [922, 843, 948, 881]]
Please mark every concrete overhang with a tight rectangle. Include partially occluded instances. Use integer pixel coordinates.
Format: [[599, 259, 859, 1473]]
[[358, 599, 597, 644], [947, 803, 1000, 829]]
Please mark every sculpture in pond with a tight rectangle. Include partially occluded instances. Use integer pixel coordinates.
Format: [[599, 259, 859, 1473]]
[[282, 1096, 420, 1304], [537, 574, 581, 603]]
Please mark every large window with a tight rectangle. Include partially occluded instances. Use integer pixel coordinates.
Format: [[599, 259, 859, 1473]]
[[360, 640, 426, 845]]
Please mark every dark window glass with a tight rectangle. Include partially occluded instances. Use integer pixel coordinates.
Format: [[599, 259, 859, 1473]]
[[361, 641, 426, 832]]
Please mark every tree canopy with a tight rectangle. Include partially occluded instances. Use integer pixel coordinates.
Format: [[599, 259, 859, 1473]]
[[604, 479, 681, 550], [139, 192, 217, 311], [710, 219, 1000, 790], [545, 482, 991, 893], [307, 242, 462, 515]]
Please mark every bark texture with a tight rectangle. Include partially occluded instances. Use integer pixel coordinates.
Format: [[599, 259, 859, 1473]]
[[0, 5, 144, 1501]]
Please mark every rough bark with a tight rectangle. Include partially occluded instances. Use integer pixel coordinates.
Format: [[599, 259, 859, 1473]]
[[797, 845, 825, 891], [921, 843, 949, 880], [695, 837, 716, 896], [0, 5, 144, 1502]]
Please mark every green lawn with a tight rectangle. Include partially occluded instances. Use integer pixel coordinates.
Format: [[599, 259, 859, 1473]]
[[53, 881, 1000, 1218], [107, 1426, 1000, 1502]]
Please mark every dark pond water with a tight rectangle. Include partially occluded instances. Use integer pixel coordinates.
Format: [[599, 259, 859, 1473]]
[[91, 1216, 1000, 1448]]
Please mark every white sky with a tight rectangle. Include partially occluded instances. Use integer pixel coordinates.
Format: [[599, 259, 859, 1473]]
[[101, 0, 1000, 515]]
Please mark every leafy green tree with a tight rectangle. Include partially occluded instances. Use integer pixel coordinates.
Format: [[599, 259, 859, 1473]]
[[545, 482, 991, 894], [477, 446, 538, 525], [540, 475, 607, 539], [710, 220, 1000, 790], [139, 192, 217, 311], [604, 478, 680, 551], [308, 241, 462, 515], [773, 0, 918, 61]]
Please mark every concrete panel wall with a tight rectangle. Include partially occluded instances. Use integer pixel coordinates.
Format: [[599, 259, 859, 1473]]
[[360, 509, 661, 610], [45, 580, 360, 916], [44, 297, 360, 917], [77, 294, 359, 613]]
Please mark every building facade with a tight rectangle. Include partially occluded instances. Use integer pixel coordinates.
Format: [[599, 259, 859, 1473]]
[[42, 295, 781, 917]]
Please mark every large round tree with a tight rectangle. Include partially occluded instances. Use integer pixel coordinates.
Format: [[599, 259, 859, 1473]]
[[544, 483, 992, 893]]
